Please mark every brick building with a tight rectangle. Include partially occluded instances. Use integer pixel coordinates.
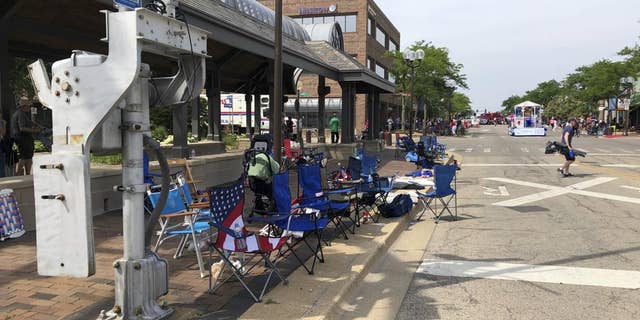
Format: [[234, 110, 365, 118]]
[[259, 0, 401, 135]]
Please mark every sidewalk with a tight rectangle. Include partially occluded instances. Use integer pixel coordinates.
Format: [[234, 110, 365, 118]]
[[1, 150, 420, 320]]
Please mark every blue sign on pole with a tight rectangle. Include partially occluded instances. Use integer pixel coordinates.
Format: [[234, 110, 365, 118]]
[[608, 97, 617, 111], [114, 0, 141, 10]]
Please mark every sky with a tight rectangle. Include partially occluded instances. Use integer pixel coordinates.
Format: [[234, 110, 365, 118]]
[[375, 0, 640, 112]]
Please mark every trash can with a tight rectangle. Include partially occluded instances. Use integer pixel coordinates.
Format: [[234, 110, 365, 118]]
[[306, 130, 312, 143]]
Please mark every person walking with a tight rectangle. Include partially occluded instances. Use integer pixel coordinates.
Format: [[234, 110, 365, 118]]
[[329, 112, 340, 144], [558, 118, 578, 177], [11, 97, 40, 175]]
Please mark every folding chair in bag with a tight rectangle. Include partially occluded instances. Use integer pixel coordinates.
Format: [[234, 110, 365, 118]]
[[207, 179, 290, 302], [256, 171, 329, 275], [148, 186, 210, 277], [416, 164, 457, 223], [297, 164, 357, 239]]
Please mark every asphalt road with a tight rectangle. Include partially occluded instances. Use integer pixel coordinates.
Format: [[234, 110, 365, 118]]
[[396, 126, 640, 320]]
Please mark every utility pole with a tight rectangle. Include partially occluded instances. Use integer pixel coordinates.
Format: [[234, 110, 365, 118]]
[[273, 0, 283, 161]]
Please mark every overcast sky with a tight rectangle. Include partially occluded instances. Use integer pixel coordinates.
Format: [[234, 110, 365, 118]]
[[376, 0, 640, 112]]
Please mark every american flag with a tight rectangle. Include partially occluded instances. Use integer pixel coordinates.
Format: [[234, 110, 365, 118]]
[[208, 179, 286, 253]]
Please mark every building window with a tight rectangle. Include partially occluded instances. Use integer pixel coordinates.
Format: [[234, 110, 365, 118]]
[[294, 14, 357, 33], [367, 16, 374, 35], [376, 63, 386, 79], [367, 57, 375, 70], [390, 40, 398, 52], [376, 25, 387, 48], [345, 15, 357, 32], [389, 73, 395, 83]]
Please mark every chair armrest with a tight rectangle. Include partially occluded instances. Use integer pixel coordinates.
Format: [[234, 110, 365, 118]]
[[189, 202, 209, 209], [160, 211, 197, 219], [208, 221, 244, 238]]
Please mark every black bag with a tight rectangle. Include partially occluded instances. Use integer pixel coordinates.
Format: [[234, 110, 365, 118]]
[[379, 194, 413, 218]]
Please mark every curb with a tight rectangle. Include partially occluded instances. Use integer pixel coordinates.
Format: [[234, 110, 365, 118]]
[[239, 206, 414, 319], [323, 212, 413, 318]]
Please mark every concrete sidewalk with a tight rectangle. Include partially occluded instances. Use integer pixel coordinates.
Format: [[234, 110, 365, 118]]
[[1, 150, 427, 319]]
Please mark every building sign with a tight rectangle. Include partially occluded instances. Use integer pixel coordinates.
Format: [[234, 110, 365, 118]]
[[299, 4, 337, 15], [221, 95, 233, 108]]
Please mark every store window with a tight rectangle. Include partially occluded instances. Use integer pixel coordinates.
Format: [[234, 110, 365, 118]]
[[376, 25, 387, 47]]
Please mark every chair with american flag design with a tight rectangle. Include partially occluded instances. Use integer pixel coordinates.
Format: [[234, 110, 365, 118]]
[[207, 178, 290, 302]]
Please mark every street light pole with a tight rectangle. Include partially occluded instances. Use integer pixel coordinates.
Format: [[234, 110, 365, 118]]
[[403, 49, 424, 139]]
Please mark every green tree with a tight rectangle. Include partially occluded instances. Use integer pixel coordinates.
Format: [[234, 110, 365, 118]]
[[387, 41, 468, 120], [451, 92, 472, 115], [501, 95, 525, 114]]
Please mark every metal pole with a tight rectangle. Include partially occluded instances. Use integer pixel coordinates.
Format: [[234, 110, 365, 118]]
[[122, 76, 145, 261], [317, 76, 326, 143], [273, 0, 283, 162], [400, 94, 405, 131], [409, 65, 415, 138]]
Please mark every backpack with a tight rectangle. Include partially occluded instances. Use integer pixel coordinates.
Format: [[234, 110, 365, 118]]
[[379, 194, 413, 218]]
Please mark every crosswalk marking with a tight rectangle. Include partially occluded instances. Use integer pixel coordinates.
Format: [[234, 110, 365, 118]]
[[465, 148, 473, 153], [449, 148, 456, 152], [621, 150, 634, 154], [418, 259, 640, 289], [595, 148, 610, 153], [484, 148, 490, 153]]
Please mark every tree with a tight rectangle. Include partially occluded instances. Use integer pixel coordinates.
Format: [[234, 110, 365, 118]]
[[451, 92, 472, 116], [523, 80, 562, 107], [387, 41, 468, 120], [501, 95, 525, 114]]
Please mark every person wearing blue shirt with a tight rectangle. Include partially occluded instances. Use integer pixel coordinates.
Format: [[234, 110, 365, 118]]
[[559, 118, 578, 177]]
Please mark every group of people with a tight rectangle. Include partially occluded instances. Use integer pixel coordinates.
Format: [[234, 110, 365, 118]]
[[0, 97, 43, 178]]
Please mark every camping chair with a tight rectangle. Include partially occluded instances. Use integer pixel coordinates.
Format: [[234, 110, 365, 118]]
[[339, 155, 393, 224], [416, 164, 457, 223], [207, 178, 290, 302], [148, 186, 210, 277], [297, 164, 358, 239], [256, 171, 329, 275], [176, 174, 211, 218]]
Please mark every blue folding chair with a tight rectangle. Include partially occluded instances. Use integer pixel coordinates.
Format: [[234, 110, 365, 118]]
[[416, 165, 457, 223], [343, 155, 394, 223], [256, 171, 329, 275], [297, 164, 357, 238], [148, 186, 211, 277]]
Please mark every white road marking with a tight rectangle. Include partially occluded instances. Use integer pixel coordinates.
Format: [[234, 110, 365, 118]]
[[537, 148, 545, 153], [465, 148, 473, 153], [481, 186, 510, 196], [621, 150, 635, 154], [418, 260, 640, 289], [595, 148, 611, 153], [483, 177, 640, 207], [483, 148, 491, 153], [622, 186, 640, 192], [463, 164, 570, 167], [521, 147, 530, 153], [588, 154, 640, 157], [602, 164, 640, 168], [449, 148, 456, 152]]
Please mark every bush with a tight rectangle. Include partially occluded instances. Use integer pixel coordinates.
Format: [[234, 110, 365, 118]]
[[222, 133, 239, 150], [34, 140, 47, 153], [151, 125, 168, 142], [162, 135, 173, 145], [90, 153, 122, 165]]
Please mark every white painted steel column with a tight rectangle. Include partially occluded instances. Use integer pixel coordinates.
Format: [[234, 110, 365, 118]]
[[122, 74, 146, 260]]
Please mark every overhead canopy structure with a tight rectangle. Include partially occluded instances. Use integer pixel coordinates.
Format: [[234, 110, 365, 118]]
[[1, 0, 394, 147], [514, 101, 543, 108]]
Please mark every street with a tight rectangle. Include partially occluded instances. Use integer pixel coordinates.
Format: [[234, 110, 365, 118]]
[[396, 125, 640, 320]]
